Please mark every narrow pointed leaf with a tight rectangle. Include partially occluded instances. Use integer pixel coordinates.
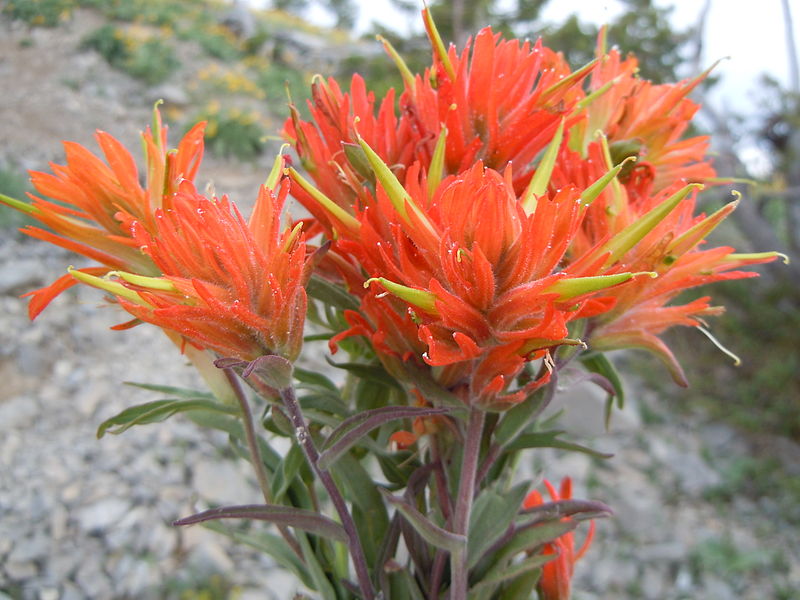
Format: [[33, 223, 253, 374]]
[[545, 271, 655, 301], [297, 532, 338, 600], [97, 399, 239, 438], [468, 482, 530, 567], [377, 34, 416, 89], [427, 126, 448, 198], [307, 274, 360, 311], [324, 357, 402, 389], [601, 183, 703, 265], [173, 504, 348, 544], [580, 155, 637, 205], [380, 489, 466, 552], [580, 352, 625, 429], [318, 405, 452, 470], [365, 277, 438, 312], [293, 367, 339, 392], [523, 118, 565, 212], [470, 553, 553, 597], [288, 167, 361, 232], [494, 520, 577, 564], [506, 430, 613, 458], [123, 381, 215, 400], [493, 389, 549, 447], [202, 521, 313, 588]]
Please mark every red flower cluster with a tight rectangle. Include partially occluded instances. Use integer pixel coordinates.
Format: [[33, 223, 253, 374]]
[[1, 112, 312, 364], [282, 8, 781, 401], [523, 478, 596, 600], [1, 10, 782, 397]]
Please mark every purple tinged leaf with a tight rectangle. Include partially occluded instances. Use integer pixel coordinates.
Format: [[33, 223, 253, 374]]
[[214, 355, 294, 390], [379, 489, 466, 553], [520, 499, 613, 524], [173, 504, 347, 543], [318, 405, 453, 470]]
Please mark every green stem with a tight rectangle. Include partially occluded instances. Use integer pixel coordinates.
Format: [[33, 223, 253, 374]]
[[279, 385, 376, 600], [222, 368, 302, 559], [450, 407, 485, 600]]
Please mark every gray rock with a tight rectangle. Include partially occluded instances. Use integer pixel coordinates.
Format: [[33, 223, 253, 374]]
[[4, 560, 38, 580], [0, 259, 44, 295], [60, 582, 84, 600], [192, 460, 257, 506], [7, 532, 49, 563], [76, 497, 132, 533], [75, 561, 113, 598]]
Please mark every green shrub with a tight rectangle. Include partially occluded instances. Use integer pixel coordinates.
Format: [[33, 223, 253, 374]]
[[77, 0, 192, 27], [81, 24, 180, 86], [1, 0, 74, 26], [0, 165, 34, 233], [191, 103, 268, 160]]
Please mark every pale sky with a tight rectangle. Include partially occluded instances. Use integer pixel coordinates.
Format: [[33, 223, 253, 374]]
[[341, 0, 800, 116], [246, 0, 798, 111]]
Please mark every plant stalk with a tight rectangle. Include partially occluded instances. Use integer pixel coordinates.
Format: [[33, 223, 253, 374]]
[[279, 385, 376, 600], [450, 407, 485, 600], [223, 368, 303, 559]]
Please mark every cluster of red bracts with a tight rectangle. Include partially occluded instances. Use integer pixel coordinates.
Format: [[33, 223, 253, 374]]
[[3, 10, 781, 402], [0, 10, 786, 600]]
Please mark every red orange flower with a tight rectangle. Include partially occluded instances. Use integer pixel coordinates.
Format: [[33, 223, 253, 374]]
[[571, 33, 716, 194], [0, 107, 205, 318], [523, 478, 595, 600], [74, 166, 313, 362], [407, 10, 592, 193], [322, 147, 650, 407]]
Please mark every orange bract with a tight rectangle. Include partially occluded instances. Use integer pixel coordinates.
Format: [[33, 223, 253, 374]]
[[7, 109, 205, 318], [115, 175, 313, 362], [523, 478, 596, 600]]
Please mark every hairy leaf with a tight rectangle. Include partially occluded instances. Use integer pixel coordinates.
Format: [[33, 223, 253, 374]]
[[97, 399, 239, 438], [173, 504, 347, 543]]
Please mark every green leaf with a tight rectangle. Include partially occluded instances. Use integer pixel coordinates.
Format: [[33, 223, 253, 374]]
[[307, 274, 360, 311], [318, 405, 452, 470], [388, 568, 427, 600], [580, 352, 626, 429], [493, 520, 577, 565], [297, 392, 350, 418], [493, 390, 549, 447], [272, 443, 307, 503], [380, 489, 465, 552], [297, 532, 338, 600], [469, 553, 551, 599], [173, 504, 348, 544], [325, 357, 403, 390], [468, 482, 530, 567], [123, 381, 215, 400], [294, 367, 339, 392], [377, 452, 419, 486], [329, 452, 390, 565], [202, 521, 313, 588], [97, 399, 239, 438], [506, 430, 613, 459]]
